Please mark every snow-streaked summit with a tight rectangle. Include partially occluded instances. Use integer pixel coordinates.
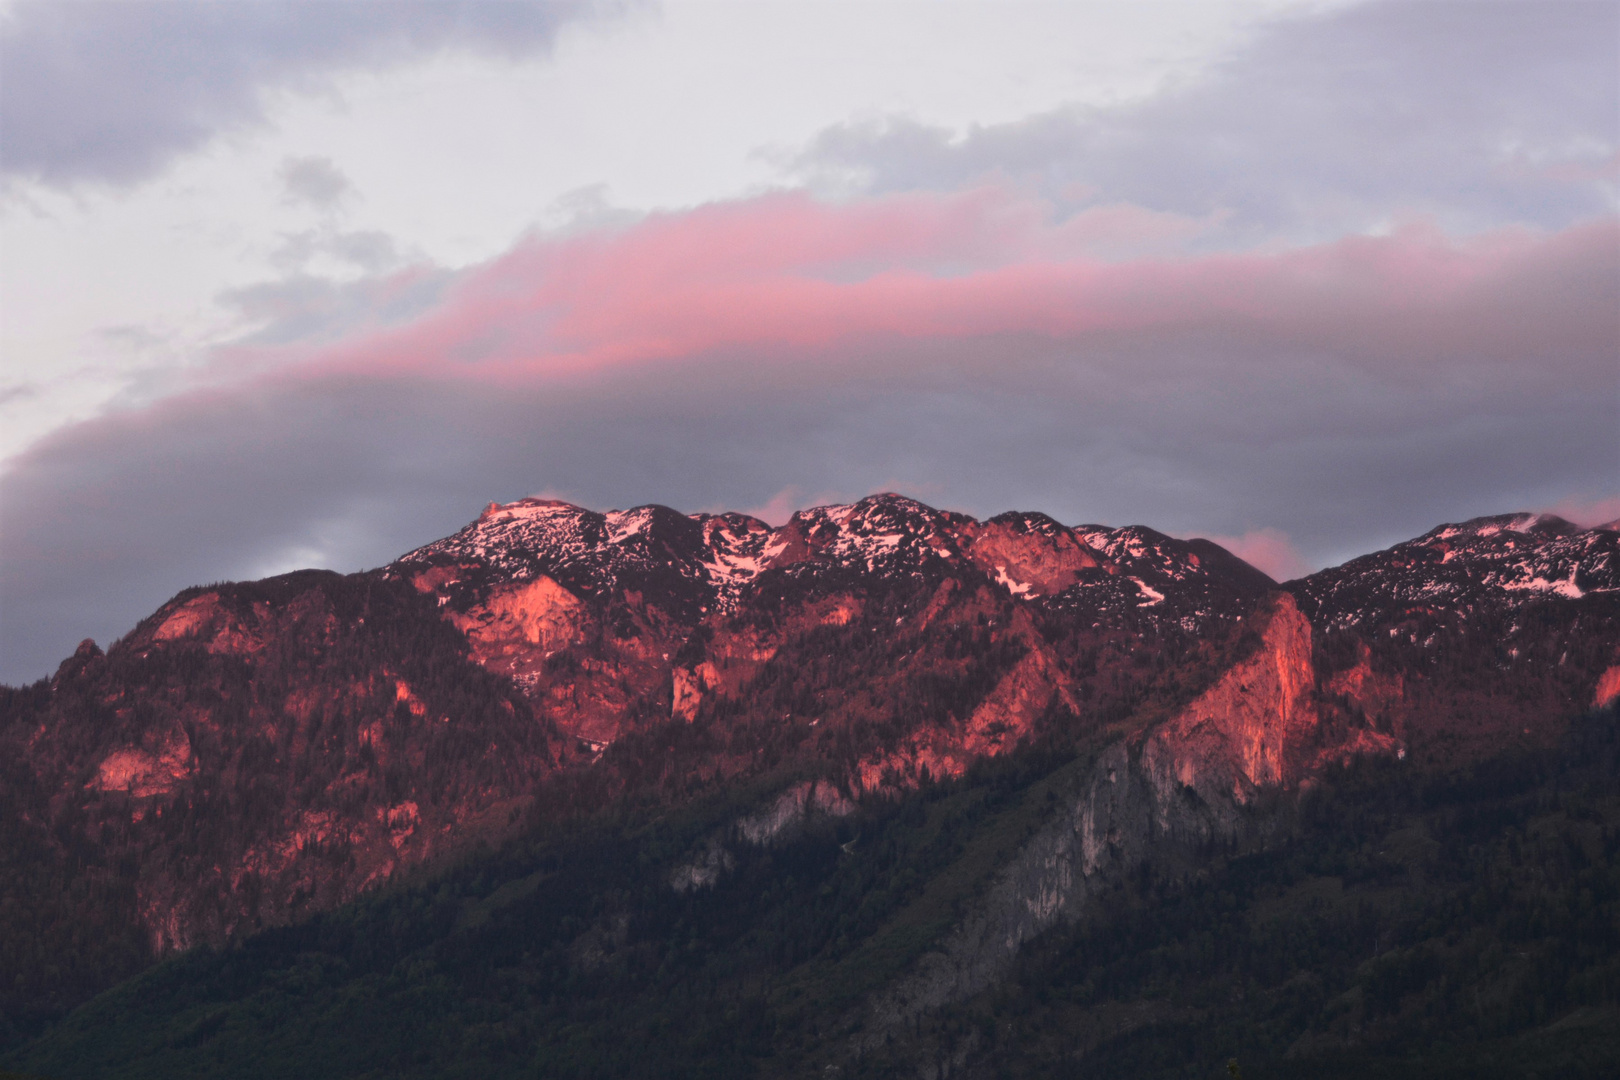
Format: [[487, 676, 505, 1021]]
[[1294, 513, 1619, 629], [389, 492, 1278, 628]]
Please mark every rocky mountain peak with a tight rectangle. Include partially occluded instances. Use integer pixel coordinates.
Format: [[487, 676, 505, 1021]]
[[764, 494, 975, 578]]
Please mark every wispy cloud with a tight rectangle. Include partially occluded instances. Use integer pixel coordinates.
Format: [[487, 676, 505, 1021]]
[[1202, 528, 1311, 582], [278, 155, 354, 211], [1549, 495, 1620, 530], [0, 0, 629, 187], [784, 0, 1618, 243]]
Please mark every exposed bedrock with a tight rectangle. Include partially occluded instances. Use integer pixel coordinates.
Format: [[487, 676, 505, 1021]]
[[852, 594, 1390, 1056]]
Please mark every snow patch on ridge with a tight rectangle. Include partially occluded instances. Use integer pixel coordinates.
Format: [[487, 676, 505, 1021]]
[[1131, 578, 1165, 607], [993, 566, 1035, 598], [604, 507, 656, 545], [1502, 565, 1584, 599]]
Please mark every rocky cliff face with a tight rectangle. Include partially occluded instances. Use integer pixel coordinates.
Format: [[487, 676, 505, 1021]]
[[850, 593, 1402, 1056], [1143, 593, 1400, 801]]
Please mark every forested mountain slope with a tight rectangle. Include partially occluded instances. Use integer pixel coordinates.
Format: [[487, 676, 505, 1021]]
[[11, 707, 1620, 1079]]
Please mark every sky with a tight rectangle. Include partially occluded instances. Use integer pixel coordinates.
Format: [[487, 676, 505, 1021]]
[[1, 0, 1616, 684]]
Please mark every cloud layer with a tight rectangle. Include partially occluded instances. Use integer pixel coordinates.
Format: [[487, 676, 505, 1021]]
[[0, 0, 614, 186], [4, 191, 1613, 682], [790, 0, 1618, 242], [2, 0, 1616, 683]]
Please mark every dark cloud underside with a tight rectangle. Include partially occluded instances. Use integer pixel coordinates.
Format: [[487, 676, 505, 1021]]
[[3, 331, 1613, 683]]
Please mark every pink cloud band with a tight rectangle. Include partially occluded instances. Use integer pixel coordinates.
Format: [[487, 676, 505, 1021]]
[[215, 188, 1616, 389]]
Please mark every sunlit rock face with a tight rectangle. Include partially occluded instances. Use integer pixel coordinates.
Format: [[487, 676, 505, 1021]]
[[1143, 593, 1400, 804], [388, 492, 1278, 754], [1597, 664, 1620, 709], [4, 496, 1617, 968], [958, 511, 1103, 598], [7, 572, 559, 956], [1145, 594, 1323, 798]]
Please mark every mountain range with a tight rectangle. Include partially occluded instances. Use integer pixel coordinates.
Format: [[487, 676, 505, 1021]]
[[4, 494, 1618, 1078]]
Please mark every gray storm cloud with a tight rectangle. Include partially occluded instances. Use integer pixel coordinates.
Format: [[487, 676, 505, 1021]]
[[0, 0, 624, 187], [790, 0, 1619, 242]]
